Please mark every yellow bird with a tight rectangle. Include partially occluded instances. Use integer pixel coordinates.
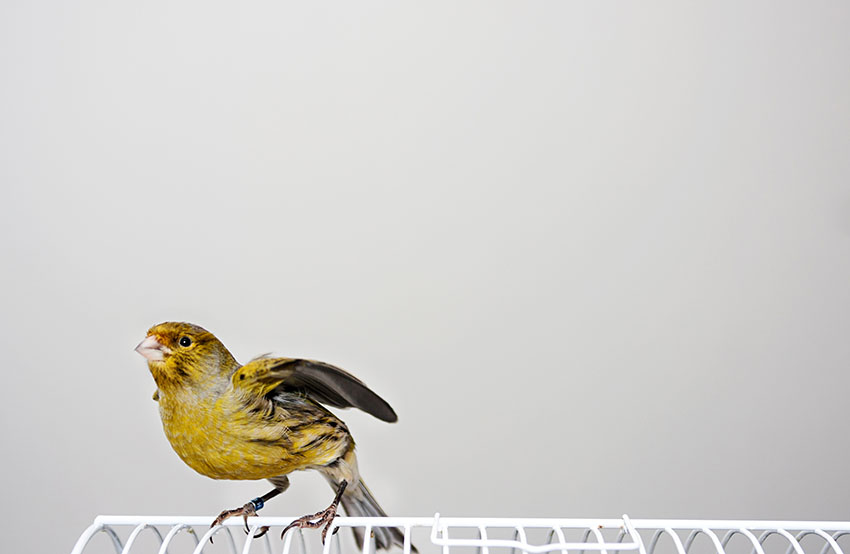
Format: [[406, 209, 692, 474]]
[[135, 321, 406, 549]]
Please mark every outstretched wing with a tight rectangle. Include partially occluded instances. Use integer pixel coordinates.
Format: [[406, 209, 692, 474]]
[[232, 357, 398, 423]]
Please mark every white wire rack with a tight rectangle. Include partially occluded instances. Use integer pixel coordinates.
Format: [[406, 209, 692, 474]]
[[71, 515, 850, 554]]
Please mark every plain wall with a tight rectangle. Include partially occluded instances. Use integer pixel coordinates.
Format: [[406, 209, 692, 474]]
[[1, 2, 849, 553]]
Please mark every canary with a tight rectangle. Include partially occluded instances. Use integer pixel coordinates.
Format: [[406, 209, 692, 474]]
[[135, 322, 406, 549]]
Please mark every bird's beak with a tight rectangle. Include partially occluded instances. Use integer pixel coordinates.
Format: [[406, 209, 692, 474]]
[[135, 335, 170, 361]]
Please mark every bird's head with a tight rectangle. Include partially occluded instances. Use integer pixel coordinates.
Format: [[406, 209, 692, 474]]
[[136, 322, 237, 387]]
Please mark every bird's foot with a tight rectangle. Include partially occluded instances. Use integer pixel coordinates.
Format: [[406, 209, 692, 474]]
[[210, 498, 269, 542], [280, 504, 341, 544], [211, 501, 258, 531], [281, 480, 348, 544]]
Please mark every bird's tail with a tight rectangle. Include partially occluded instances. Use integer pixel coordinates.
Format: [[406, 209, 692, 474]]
[[338, 478, 411, 551]]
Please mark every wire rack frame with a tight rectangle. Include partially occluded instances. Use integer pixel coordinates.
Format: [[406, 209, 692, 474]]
[[70, 515, 850, 554]]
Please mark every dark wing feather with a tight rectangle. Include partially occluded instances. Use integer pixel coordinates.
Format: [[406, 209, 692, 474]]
[[266, 359, 398, 423]]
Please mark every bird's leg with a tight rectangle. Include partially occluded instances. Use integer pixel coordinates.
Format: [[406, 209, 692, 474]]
[[210, 487, 283, 541], [281, 480, 348, 544]]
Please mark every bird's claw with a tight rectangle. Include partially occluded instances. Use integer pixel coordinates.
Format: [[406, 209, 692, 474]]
[[245, 525, 271, 539], [281, 503, 340, 545], [208, 502, 260, 543]]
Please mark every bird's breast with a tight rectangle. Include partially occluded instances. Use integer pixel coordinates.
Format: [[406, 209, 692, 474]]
[[156, 388, 348, 480]]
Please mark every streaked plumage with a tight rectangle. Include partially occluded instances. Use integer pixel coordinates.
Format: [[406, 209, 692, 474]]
[[136, 322, 406, 550]]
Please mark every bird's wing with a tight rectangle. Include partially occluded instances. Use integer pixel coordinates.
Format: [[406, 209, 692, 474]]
[[232, 357, 398, 423]]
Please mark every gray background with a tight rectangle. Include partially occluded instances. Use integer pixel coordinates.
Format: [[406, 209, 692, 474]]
[[1, 2, 849, 553]]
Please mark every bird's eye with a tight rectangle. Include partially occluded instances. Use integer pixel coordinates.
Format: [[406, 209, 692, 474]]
[[179, 336, 192, 347]]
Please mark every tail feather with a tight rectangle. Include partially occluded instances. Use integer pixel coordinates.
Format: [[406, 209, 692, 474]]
[[339, 478, 412, 551]]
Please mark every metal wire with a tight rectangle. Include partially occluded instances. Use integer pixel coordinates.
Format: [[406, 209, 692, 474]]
[[71, 515, 850, 554]]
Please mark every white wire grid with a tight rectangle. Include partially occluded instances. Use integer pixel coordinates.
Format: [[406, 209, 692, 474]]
[[71, 515, 850, 554]]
